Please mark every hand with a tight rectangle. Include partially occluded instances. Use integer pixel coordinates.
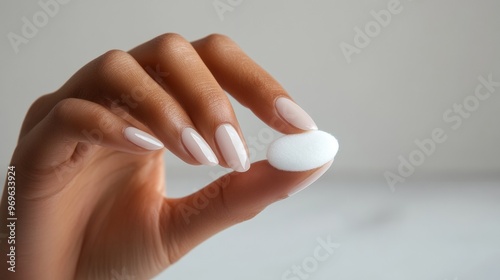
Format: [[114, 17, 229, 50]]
[[0, 33, 329, 280]]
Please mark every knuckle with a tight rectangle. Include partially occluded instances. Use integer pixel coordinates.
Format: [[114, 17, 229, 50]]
[[51, 98, 77, 118], [192, 86, 230, 113], [201, 33, 233, 48], [20, 93, 56, 137], [27, 93, 51, 117], [100, 49, 130, 62], [50, 98, 80, 125], [50, 99, 113, 131], [156, 32, 184, 43], [94, 49, 135, 78], [153, 33, 191, 54], [87, 106, 109, 125], [191, 82, 224, 99], [228, 208, 261, 224], [232, 209, 260, 224], [204, 94, 229, 113]]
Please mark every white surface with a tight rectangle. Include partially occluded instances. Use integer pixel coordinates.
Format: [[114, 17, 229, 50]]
[[155, 176, 500, 280], [267, 130, 339, 171]]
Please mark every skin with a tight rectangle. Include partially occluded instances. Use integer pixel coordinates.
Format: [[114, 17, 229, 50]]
[[0, 34, 327, 280]]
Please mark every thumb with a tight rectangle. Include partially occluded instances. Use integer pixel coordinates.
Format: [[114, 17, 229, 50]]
[[161, 160, 333, 263]]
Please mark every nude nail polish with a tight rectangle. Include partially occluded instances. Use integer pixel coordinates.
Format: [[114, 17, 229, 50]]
[[215, 124, 250, 172], [182, 127, 218, 166], [124, 127, 164, 150], [275, 97, 318, 130], [287, 161, 333, 197]]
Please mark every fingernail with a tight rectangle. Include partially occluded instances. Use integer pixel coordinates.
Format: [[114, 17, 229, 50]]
[[124, 127, 164, 150], [215, 124, 250, 172], [287, 160, 333, 197], [275, 97, 318, 130], [182, 127, 218, 166]]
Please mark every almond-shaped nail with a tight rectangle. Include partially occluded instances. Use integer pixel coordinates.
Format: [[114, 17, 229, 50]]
[[182, 127, 218, 166], [287, 161, 333, 197], [275, 97, 318, 130], [215, 124, 250, 172], [124, 127, 164, 150]]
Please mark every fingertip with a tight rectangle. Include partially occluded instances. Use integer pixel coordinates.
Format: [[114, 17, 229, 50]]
[[214, 124, 250, 173], [274, 97, 318, 132], [285, 160, 333, 197], [229, 160, 332, 200], [123, 127, 164, 151], [181, 127, 219, 166]]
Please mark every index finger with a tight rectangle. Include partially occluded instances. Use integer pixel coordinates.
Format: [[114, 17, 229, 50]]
[[191, 34, 318, 134]]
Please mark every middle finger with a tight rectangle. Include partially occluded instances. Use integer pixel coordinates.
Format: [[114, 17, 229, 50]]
[[129, 33, 250, 172]]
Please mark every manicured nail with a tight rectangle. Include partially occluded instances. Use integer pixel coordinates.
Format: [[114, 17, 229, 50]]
[[275, 97, 318, 130], [182, 127, 218, 166], [124, 127, 164, 150], [287, 160, 333, 197], [215, 124, 250, 172]]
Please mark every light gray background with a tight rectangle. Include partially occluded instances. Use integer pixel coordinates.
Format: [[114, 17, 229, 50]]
[[1, 0, 499, 279]]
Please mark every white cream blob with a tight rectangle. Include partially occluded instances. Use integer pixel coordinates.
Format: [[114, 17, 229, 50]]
[[266, 130, 339, 172]]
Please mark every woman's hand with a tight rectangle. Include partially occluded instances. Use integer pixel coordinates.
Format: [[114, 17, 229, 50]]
[[0, 33, 328, 280]]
